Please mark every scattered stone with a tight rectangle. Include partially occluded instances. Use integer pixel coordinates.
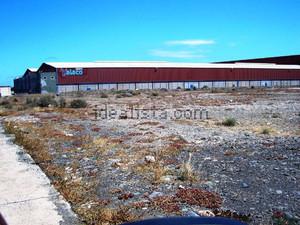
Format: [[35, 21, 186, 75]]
[[144, 155, 155, 163], [160, 175, 174, 183], [186, 211, 200, 217], [241, 182, 249, 188], [149, 191, 164, 199], [198, 210, 215, 217], [284, 211, 294, 219], [276, 190, 283, 194]]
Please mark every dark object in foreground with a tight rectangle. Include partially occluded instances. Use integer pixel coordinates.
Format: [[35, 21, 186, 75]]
[[0, 213, 8, 225], [122, 217, 247, 225]]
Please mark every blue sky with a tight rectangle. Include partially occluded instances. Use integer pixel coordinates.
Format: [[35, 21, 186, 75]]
[[1, 0, 300, 85]]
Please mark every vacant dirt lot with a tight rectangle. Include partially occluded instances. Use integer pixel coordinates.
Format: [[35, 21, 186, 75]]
[[1, 88, 299, 225]]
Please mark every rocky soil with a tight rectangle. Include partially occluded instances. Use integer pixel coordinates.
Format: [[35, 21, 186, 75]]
[[1, 88, 299, 225]]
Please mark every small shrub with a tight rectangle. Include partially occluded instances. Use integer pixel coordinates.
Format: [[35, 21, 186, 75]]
[[76, 91, 84, 97], [151, 92, 159, 97], [70, 99, 87, 108], [58, 97, 66, 108], [26, 97, 33, 105], [261, 128, 271, 135], [272, 113, 280, 118], [131, 90, 141, 96], [100, 92, 108, 98], [0, 100, 12, 108], [116, 91, 133, 98], [37, 95, 57, 107], [0, 100, 10, 106], [114, 90, 127, 95], [4, 103, 13, 109], [202, 85, 209, 89], [17, 106, 28, 111], [222, 117, 236, 127]]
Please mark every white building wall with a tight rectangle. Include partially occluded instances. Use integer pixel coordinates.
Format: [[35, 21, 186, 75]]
[[57, 85, 79, 93], [199, 82, 213, 88], [261, 81, 272, 87], [58, 79, 300, 93], [129, 83, 136, 90], [184, 82, 199, 89], [272, 80, 281, 87], [0, 87, 12, 96], [169, 82, 184, 89], [225, 81, 238, 88], [99, 83, 117, 90], [136, 83, 152, 90], [117, 83, 136, 90], [281, 80, 291, 87], [117, 83, 129, 90], [290, 80, 299, 86], [238, 81, 250, 87], [153, 83, 169, 89], [250, 81, 261, 87], [79, 84, 97, 91], [213, 81, 226, 88]]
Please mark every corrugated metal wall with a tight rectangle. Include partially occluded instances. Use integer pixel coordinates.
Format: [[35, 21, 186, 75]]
[[14, 71, 41, 94], [57, 67, 300, 85]]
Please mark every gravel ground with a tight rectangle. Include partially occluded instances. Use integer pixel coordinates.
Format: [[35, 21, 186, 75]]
[[1, 88, 299, 225]]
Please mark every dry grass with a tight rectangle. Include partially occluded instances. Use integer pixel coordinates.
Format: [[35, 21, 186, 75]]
[[252, 126, 278, 135], [153, 163, 167, 184], [137, 121, 161, 126], [77, 205, 139, 225], [56, 179, 97, 205], [4, 121, 52, 164], [261, 127, 271, 135], [178, 153, 197, 182], [160, 135, 188, 157], [133, 159, 168, 184], [3, 121, 104, 224], [0, 110, 19, 117]]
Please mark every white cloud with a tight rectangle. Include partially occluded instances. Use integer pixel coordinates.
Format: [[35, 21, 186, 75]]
[[165, 39, 215, 46], [149, 50, 204, 58]]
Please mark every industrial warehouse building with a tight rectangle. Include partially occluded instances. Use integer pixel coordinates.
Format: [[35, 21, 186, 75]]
[[14, 55, 300, 94], [14, 68, 40, 94]]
